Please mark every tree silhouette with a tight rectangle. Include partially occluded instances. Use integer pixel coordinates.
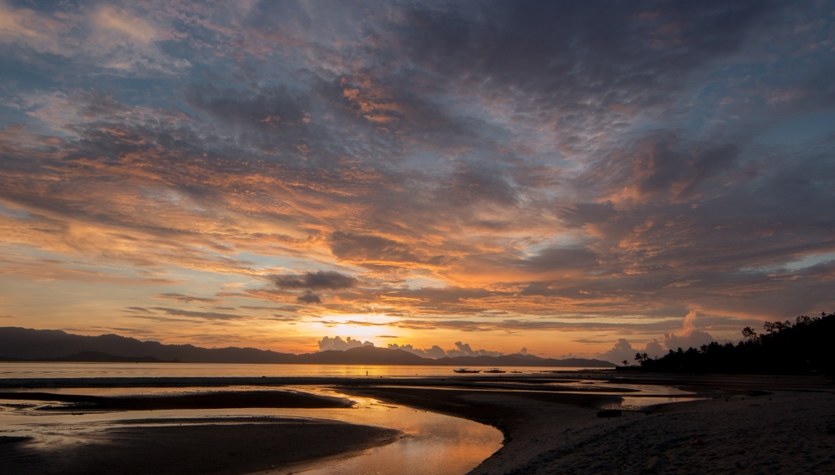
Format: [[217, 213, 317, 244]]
[[632, 312, 834, 375]]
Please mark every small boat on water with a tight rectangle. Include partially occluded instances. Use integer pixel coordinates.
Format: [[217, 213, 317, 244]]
[[483, 368, 506, 374], [453, 368, 481, 373]]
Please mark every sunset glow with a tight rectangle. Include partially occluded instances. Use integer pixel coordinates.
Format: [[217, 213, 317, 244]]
[[1, 0, 834, 361]]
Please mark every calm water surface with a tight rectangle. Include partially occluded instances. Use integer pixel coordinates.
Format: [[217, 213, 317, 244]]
[[0, 385, 503, 475], [0, 362, 601, 379]]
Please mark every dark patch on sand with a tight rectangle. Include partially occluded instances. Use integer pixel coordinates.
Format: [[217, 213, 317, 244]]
[[0, 420, 399, 475], [0, 390, 352, 411]]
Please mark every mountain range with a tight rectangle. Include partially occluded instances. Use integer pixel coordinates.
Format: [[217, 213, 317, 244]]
[[0, 327, 614, 367]]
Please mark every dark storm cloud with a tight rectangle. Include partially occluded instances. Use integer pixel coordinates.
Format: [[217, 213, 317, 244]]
[[269, 270, 357, 290]]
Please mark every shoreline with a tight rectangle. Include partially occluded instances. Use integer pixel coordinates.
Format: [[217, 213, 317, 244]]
[[2, 373, 834, 474]]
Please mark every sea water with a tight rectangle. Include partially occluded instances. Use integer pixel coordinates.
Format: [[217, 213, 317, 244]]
[[0, 361, 599, 379]]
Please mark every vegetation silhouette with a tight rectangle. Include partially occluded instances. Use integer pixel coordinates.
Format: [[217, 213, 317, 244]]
[[631, 312, 834, 375]]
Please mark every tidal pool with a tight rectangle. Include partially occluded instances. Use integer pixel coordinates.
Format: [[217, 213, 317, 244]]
[[0, 386, 503, 475]]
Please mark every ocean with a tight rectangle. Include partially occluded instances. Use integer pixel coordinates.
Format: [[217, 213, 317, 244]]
[[0, 361, 599, 379]]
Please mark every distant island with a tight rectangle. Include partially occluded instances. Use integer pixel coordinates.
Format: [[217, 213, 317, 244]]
[[0, 327, 614, 368]]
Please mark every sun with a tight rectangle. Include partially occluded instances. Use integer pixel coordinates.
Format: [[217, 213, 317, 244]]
[[312, 313, 401, 344]]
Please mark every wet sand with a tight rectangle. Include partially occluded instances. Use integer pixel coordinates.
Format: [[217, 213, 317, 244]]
[[0, 419, 399, 475], [0, 389, 353, 410], [2, 373, 834, 474], [340, 373, 835, 474]]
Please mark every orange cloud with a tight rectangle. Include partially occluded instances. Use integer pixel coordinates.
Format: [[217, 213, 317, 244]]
[[341, 75, 403, 125]]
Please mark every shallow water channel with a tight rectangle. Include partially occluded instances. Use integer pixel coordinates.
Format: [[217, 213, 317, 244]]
[[0, 386, 504, 475]]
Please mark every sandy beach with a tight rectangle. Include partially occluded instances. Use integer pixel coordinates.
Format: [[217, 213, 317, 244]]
[[342, 373, 835, 474], [1, 373, 833, 474]]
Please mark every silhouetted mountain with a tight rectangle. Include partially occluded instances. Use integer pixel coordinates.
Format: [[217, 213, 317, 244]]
[[0, 327, 615, 367], [0, 327, 298, 364], [54, 351, 171, 363], [298, 346, 429, 365]]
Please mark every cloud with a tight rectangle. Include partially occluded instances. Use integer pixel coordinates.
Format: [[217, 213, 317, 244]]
[[123, 307, 152, 314], [263, 271, 358, 306], [448, 341, 502, 358], [0, 1, 187, 74], [269, 271, 357, 290], [589, 133, 740, 204], [151, 307, 242, 321], [387, 341, 502, 359], [318, 336, 373, 351], [185, 84, 309, 135], [330, 232, 421, 264], [598, 310, 716, 363], [662, 310, 715, 350], [156, 293, 218, 304], [384, 1, 775, 147], [442, 161, 518, 207], [0, 1, 78, 56], [599, 339, 640, 365], [597, 337, 665, 364], [387, 343, 447, 359], [644, 339, 665, 358], [521, 246, 599, 274], [297, 291, 321, 304], [663, 330, 715, 351], [92, 5, 159, 46]]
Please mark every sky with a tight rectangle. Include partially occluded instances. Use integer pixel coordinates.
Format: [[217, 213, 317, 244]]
[[1, 0, 834, 361]]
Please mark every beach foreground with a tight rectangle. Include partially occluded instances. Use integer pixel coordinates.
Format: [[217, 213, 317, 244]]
[[343, 374, 835, 474], [0, 389, 400, 475], [1, 373, 833, 474], [1, 419, 399, 475]]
